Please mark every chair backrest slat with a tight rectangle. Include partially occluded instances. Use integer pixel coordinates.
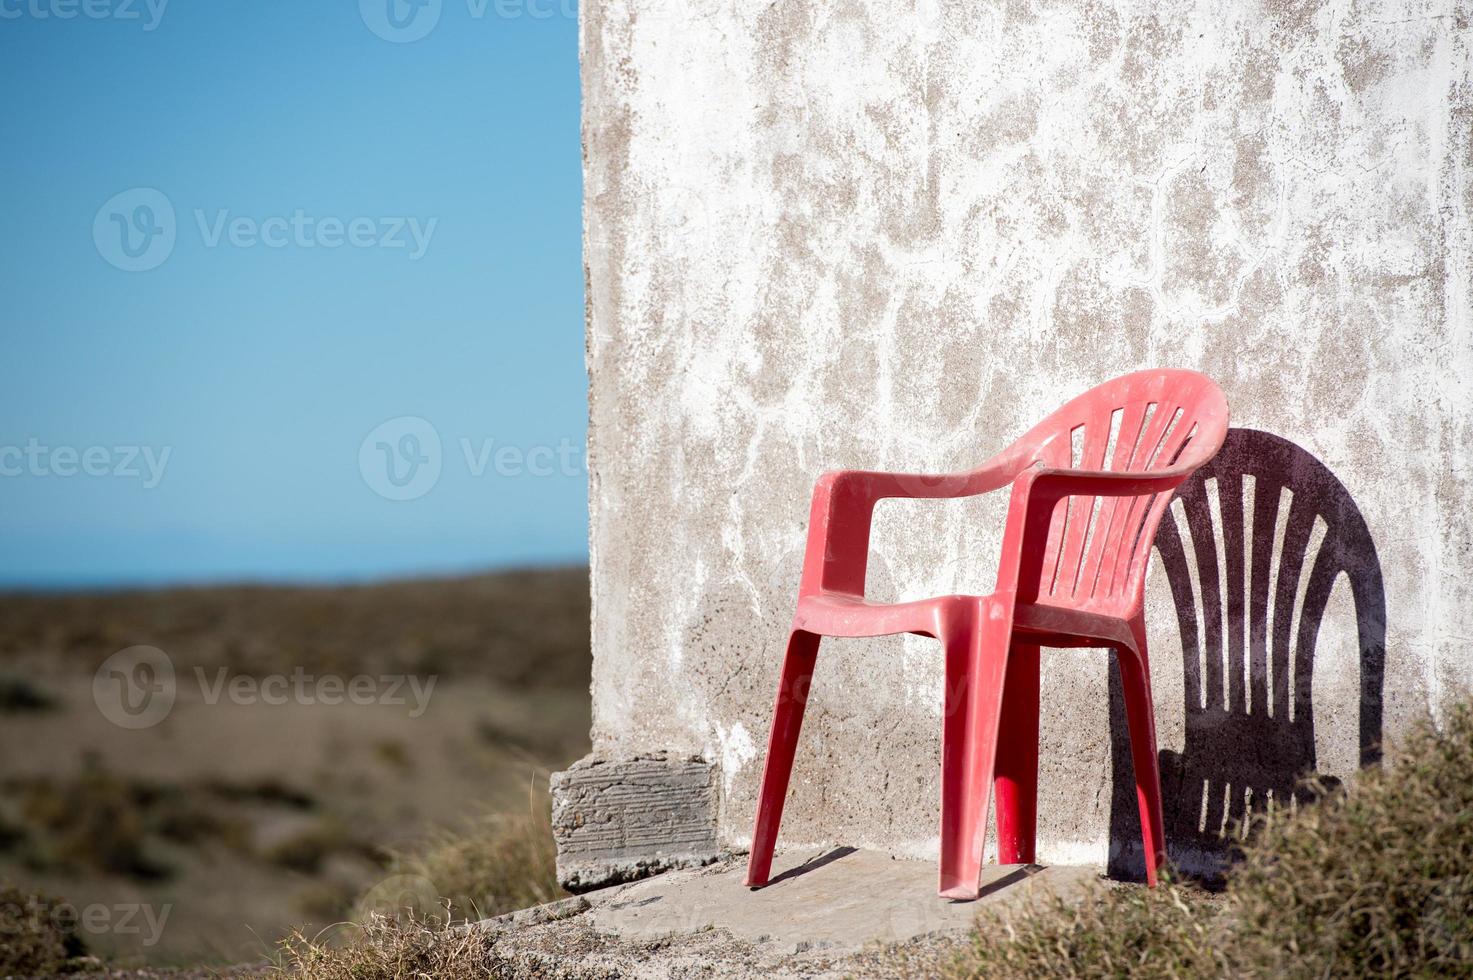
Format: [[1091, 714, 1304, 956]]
[[1008, 370, 1229, 615]]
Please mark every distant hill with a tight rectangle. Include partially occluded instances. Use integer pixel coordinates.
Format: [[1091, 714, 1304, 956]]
[[0, 566, 591, 689]]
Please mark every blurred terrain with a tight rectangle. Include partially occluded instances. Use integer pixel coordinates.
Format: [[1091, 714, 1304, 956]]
[[0, 567, 591, 968]]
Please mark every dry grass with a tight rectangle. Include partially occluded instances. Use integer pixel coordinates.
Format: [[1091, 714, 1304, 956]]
[[0, 882, 89, 977], [272, 912, 508, 980], [269, 793, 562, 979], [947, 700, 1473, 978], [373, 782, 562, 923], [941, 876, 1227, 979], [267, 704, 1473, 978]]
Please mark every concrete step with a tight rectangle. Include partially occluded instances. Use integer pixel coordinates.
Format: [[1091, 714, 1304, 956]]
[[587, 848, 1100, 955], [472, 849, 1108, 977]]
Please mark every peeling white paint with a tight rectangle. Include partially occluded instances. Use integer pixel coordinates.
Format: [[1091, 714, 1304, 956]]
[[715, 721, 757, 799]]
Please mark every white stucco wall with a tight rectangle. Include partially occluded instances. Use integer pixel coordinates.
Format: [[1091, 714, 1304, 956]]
[[582, 0, 1471, 870]]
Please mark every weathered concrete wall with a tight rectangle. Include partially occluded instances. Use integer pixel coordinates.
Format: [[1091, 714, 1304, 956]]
[[577, 0, 1472, 874]]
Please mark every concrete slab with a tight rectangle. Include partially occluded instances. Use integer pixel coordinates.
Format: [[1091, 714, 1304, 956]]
[[586, 848, 1101, 955]]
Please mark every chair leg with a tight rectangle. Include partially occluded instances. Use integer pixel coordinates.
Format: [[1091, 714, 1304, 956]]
[[994, 642, 1040, 865], [938, 603, 1011, 899], [1116, 639, 1166, 886], [745, 628, 821, 887]]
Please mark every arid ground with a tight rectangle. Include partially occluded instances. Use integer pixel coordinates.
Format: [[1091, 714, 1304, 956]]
[[0, 568, 590, 968]]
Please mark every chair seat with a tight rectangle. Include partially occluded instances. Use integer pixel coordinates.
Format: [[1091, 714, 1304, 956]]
[[1010, 601, 1137, 651], [795, 591, 1137, 652]]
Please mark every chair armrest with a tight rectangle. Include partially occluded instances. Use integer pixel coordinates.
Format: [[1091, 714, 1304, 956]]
[[994, 463, 1202, 598], [1028, 464, 1195, 499], [797, 455, 1026, 598]]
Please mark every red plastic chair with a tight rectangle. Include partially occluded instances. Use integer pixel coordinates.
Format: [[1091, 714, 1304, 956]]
[[744, 369, 1230, 899]]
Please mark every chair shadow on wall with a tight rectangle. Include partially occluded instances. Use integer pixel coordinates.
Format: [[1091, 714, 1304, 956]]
[[1105, 428, 1386, 882]]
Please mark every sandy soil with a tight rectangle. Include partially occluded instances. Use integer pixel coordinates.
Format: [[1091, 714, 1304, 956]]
[[0, 569, 591, 968]]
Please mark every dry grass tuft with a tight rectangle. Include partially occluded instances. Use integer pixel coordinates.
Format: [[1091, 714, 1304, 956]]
[[269, 786, 563, 977], [380, 781, 562, 922], [272, 912, 505, 980], [0, 882, 89, 977]]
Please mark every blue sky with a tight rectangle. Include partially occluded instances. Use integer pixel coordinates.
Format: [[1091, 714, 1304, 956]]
[[0, 0, 585, 588]]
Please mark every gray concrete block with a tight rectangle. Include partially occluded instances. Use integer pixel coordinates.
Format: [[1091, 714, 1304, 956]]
[[551, 752, 723, 892]]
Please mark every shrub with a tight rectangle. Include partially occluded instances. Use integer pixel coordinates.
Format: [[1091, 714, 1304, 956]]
[[13, 765, 169, 880], [948, 700, 1473, 978], [948, 876, 1227, 979], [0, 883, 88, 977], [0, 676, 56, 713], [1229, 701, 1473, 976], [262, 823, 346, 875]]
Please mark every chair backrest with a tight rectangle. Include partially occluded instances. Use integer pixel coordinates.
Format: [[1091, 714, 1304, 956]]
[[1010, 369, 1229, 613]]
